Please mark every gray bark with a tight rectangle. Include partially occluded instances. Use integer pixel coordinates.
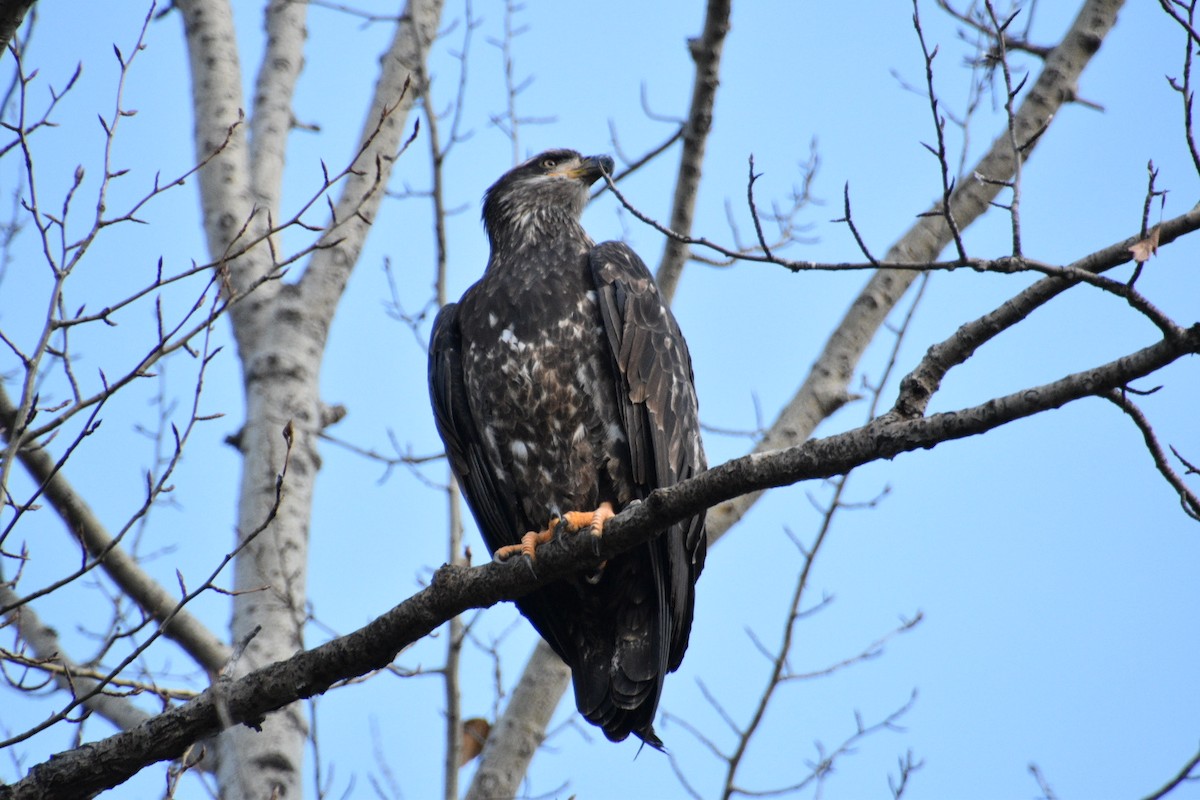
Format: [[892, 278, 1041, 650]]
[[655, 0, 731, 303]]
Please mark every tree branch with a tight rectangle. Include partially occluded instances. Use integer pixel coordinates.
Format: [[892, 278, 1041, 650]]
[[1103, 388, 1200, 521], [654, 0, 731, 303], [472, 2, 1126, 788], [0, 584, 154, 735], [463, 639, 569, 800], [176, 0, 277, 316], [895, 201, 1200, 419], [706, 0, 1123, 542], [249, 0, 309, 222], [298, 0, 443, 320], [6, 321, 1196, 799], [1140, 742, 1200, 800]]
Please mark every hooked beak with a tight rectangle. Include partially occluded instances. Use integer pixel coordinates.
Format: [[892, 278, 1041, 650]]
[[558, 154, 614, 185]]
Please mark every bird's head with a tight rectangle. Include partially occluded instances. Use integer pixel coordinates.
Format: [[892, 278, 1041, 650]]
[[482, 149, 614, 251]]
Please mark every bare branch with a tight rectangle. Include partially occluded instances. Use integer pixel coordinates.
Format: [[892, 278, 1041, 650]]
[[0, 419, 293, 754], [654, 0, 731, 303], [707, 0, 1123, 542], [894, 201, 1200, 420], [463, 640, 569, 800], [1029, 762, 1059, 800], [1162, 0, 1200, 176], [719, 273, 927, 798], [937, 0, 1053, 57], [0, 382, 231, 672], [985, 0, 1027, 257], [728, 694, 917, 798], [487, 0, 538, 164], [1140, 743, 1200, 800], [0, 646, 199, 702], [7, 318, 1198, 797], [1103, 388, 1200, 521], [0, 583, 155, 734], [913, 0, 969, 261]]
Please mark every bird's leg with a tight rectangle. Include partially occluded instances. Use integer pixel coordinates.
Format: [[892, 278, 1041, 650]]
[[493, 502, 615, 563]]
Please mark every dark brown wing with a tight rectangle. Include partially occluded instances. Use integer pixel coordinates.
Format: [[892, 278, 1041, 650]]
[[428, 301, 520, 553], [589, 240, 707, 670]]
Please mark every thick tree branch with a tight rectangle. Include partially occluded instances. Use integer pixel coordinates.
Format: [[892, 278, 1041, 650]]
[[249, 0, 309, 222], [654, 0, 730, 303], [895, 201, 1200, 418], [6, 322, 1196, 799], [298, 0, 443, 319], [177, 0, 278, 317], [463, 639, 569, 800]]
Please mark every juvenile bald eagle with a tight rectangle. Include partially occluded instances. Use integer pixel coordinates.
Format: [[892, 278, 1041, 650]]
[[428, 149, 706, 747]]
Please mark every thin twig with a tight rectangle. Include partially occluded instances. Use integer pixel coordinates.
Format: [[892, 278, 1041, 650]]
[[1104, 389, 1200, 521]]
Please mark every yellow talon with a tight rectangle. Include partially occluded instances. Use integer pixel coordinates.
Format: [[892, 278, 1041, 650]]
[[495, 520, 557, 561], [562, 501, 615, 537], [494, 502, 615, 562]]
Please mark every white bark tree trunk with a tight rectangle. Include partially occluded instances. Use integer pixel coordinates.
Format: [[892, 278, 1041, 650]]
[[175, 0, 445, 796], [216, 289, 323, 798]]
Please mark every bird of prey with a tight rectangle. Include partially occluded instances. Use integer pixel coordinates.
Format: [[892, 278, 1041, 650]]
[[428, 148, 706, 748]]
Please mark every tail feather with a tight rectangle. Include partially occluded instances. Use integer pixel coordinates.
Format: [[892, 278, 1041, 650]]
[[569, 544, 671, 748], [572, 662, 664, 748]]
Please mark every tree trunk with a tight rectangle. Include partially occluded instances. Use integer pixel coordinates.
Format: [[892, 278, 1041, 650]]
[[217, 285, 324, 798], [175, 0, 444, 795]]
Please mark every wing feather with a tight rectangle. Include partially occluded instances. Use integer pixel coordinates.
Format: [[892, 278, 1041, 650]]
[[428, 302, 519, 552], [589, 240, 707, 670]]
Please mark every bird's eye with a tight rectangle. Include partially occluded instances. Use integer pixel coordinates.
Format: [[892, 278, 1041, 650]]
[[541, 158, 558, 170]]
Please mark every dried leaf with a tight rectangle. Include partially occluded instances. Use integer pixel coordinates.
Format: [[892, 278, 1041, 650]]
[[459, 718, 491, 767], [1129, 225, 1160, 263]]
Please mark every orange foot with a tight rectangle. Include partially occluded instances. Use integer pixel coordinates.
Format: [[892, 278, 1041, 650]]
[[494, 522, 557, 562], [495, 501, 616, 562], [562, 501, 615, 540]]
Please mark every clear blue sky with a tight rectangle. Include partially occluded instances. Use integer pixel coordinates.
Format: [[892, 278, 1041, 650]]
[[2, 2, 1198, 798]]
